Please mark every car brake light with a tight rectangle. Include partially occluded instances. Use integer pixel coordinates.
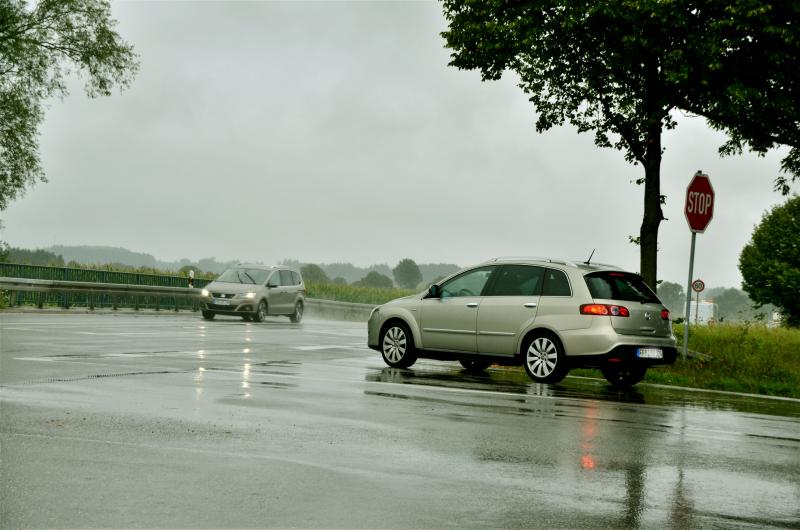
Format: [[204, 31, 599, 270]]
[[661, 309, 670, 320], [580, 304, 629, 317]]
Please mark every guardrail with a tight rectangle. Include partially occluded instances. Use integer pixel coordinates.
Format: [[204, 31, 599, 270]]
[[0, 277, 377, 320], [0, 262, 212, 288], [0, 276, 202, 311]]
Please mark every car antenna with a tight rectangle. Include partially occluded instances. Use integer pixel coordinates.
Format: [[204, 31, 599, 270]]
[[584, 249, 595, 265]]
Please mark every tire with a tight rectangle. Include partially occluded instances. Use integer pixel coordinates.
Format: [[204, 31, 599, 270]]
[[601, 364, 646, 388], [522, 332, 568, 384], [253, 300, 267, 322], [289, 301, 304, 323], [380, 322, 417, 368], [459, 358, 493, 372], [202, 310, 215, 320]]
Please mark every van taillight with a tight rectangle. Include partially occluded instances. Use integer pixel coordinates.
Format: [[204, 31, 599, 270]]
[[661, 309, 670, 320], [580, 304, 630, 317]]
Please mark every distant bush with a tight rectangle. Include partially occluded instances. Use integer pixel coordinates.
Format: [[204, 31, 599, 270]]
[[301, 263, 330, 284], [353, 271, 394, 289]]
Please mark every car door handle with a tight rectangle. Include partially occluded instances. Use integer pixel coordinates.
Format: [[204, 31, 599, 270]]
[[524, 303, 538, 308], [465, 302, 479, 308]]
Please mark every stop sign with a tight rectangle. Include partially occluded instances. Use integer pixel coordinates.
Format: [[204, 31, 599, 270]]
[[685, 171, 715, 232]]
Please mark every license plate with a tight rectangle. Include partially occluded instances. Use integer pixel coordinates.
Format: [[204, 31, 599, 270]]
[[213, 299, 230, 306], [637, 347, 663, 359]]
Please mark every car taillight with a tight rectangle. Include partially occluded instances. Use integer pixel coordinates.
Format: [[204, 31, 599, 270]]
[[661, 309, 670, 320], [580, 304, 630, 317]]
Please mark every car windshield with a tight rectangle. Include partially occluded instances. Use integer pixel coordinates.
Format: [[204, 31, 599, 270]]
[[216, 267, 270, 285], [584, 271, 660, 303]]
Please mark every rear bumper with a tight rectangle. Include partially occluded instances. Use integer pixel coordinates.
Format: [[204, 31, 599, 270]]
[[568, 345, 678, 368]]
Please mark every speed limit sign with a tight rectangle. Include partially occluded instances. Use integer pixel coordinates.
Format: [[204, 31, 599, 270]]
[[692, 279, 705, 293]]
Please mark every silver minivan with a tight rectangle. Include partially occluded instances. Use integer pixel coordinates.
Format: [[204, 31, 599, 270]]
[[367, 258, 677, 388], [200, 264, 305, 323]]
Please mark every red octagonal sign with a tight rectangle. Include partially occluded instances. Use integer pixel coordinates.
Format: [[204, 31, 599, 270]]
[[685, 172, 715, 233]]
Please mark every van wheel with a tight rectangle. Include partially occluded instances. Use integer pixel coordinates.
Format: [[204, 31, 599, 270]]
[[459, 359, 493, 372], [202, 311, 215, 320], [380, 322, 417, 368], [290, 301, 304, 323], [253, 300, 267, 322], [522, 333, 568, 383], [601, 364, 646, 388]]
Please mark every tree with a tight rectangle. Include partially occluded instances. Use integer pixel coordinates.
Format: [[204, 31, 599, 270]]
[[739, 196, 800, 327], [656, 281, 685, 316], [392, 258, 423, 289], [331, 276, 348, 285], [300, 263, 330, 284], [0, 0, 138, 210], [353, 271, 393, 289], [442, 1, 799, 290]]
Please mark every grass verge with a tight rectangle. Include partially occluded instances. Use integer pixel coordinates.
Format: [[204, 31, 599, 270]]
[[572, 323, 800, 398], [305, 282, 416, 305]]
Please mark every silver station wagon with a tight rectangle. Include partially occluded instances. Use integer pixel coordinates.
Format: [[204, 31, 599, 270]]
[[200, 264, 305, 323], [368, 258, 677, 388]]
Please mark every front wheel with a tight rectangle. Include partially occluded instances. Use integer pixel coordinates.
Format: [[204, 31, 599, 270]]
[[253, 300, 267, 322], [290, 301, 304, 323], [601, 364, 646, 388], [459, 358, 493, 372], [522, 333, 568, 384], [380, 322, 417, 368], [202, 310, 215, 320]]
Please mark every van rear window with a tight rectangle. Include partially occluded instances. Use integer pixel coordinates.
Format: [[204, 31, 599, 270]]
[[584, 272, 660, 303]]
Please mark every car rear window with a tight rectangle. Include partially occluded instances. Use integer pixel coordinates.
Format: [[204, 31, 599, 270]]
[[584, 272, 660, 303]]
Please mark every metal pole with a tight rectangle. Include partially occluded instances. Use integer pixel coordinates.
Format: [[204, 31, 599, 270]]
[[683, 232, 697, 361], [695, 291, 700, 326]]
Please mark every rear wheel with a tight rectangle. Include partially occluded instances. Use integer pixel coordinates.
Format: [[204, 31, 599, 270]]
[[522, 333, 568, 384], [380, 322, 417, 368], [601, 364, 646, 388], [253, 300, 267, 322], [290, 301, 304, 323], [459, 358, 493, 372], [202, 310, 215, 320]]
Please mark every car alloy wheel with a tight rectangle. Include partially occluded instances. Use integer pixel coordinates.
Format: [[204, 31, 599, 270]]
[[253, 300, 267, 322], [380, 323, 417, 368], [290, 301, 303, 323], [523, 334, 568, 384]]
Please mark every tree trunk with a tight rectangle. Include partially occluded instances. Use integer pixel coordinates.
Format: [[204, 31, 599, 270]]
[[640, 134, 663, 291]]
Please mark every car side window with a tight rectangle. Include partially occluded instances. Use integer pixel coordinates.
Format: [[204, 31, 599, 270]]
[[268, 271, 281, 286], [291, 271, 301, 285], [280, 270, 293, 286], [486, 265, 545, 296], [542, 268, 571, 296], [440, 266, 495, 298]]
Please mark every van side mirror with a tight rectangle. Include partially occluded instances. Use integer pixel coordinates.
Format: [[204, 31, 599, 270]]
[[268, 279, 279, 288], [428, 284, 441, 298]]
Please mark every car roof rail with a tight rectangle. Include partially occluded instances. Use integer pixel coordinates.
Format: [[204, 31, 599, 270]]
[[488, 256, 579, 267]]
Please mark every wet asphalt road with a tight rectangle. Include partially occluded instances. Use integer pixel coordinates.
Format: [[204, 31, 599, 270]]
[[1, 312, 799, 529]]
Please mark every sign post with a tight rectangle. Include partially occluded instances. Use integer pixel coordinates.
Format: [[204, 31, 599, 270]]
[[683, 171, 715, 360]]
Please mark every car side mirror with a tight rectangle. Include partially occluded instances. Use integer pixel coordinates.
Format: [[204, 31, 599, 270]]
[[428, 284, 441, 298], [268, 280, 279, 288]]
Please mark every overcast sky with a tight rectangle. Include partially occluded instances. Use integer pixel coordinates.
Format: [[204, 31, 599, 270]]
[[1, 1, 793, 288]]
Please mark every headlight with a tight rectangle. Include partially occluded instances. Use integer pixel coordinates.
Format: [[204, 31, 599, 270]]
[[242, 292, 256, 299], [201, 289, 210, 297]]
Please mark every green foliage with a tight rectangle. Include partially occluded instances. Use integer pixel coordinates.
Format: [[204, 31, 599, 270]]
[[441, 0, 800, 288], [739, 196, 800, 327], [6, 246, 64, 266], [392, 258, 423, 289], [353, 271, 394, 289], [305, 282, 415, 306], [331, 276, 348, 285], [300, 263, 330, 284], [0, 0, 139, 210]]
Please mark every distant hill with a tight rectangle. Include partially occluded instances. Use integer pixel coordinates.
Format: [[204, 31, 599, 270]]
[[45, 245, 235, 274], [281, 259, 461, 285]]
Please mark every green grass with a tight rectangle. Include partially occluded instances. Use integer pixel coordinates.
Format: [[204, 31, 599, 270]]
[[305, 282, 416, 305], [572, 323, 800, 398]]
